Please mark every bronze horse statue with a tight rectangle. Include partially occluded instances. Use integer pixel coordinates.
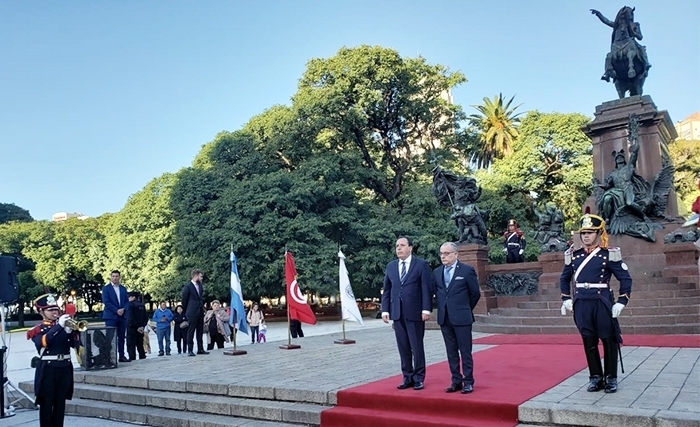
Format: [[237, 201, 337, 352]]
[[591, 6, 651, 98]]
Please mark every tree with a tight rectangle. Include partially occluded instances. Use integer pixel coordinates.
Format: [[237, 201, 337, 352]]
[[294, 45, 466, 203], [668, 139, 700, 213], [476, 111, 592, 237], [106, 173, 180, 301], [468, 93, 522, 169], [0, 203, 33, 224]]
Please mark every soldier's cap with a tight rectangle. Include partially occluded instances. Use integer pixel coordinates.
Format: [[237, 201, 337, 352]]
[[508, 219, 518, 227], [579, 214, 605, 232], [128, 291, 141, 298], [34, 293, 59, 311]]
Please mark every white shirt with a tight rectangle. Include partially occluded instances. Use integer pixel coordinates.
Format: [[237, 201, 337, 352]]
[[111, 283, 121, 304]]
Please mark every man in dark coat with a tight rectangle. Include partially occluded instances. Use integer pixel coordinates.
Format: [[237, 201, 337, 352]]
[[181, 269, 209, 356], [432, 242, 481, 394], [560, 213, 632, 393], [27, 294, 81, 427], [381, 236, 432, 391]]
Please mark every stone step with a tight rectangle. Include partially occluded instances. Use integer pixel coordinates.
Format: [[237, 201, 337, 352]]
[[528, 289, 699, 302], [537, 281, 696, 295], [491, 305, 700, 317], [472, 323, 700, 335], [65, 397, 312, 427], [474, 313, 700, 327], [517, 296, 700, 309], [19, 381, 325, 426]]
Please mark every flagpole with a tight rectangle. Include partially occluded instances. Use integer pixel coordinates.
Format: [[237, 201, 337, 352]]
[[224, 246, 247, 356], [334, 247, 356, 345]]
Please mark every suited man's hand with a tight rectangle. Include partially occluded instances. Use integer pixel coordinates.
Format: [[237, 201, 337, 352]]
[[421, 313, 430, 321], [117, 308, 125, 316], [382, 313, 389, 323]]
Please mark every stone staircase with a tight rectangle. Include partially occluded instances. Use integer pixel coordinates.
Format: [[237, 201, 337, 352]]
[[472, 271, 700, 335], [20, 373, 326, 427]]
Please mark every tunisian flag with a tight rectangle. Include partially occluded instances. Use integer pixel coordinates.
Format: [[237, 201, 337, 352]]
[[285, 251, 317, 325]]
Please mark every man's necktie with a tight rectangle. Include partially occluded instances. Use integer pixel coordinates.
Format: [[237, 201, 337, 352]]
[[444, 266, 452, 288], [400, 261, 407, 283]]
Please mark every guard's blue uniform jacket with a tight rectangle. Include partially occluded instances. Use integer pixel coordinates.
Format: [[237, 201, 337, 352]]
[[560, 246, 632, 340]]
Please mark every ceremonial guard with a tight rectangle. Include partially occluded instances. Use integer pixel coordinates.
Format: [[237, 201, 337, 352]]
[[560, 214, 632, 393], [26, 294, 82, 427], [503, 219, 526, 263]]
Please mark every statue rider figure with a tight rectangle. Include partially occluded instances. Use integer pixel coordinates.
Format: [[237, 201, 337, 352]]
[[591, 7, 651, 84]]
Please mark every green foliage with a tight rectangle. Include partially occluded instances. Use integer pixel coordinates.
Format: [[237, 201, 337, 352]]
[[467, 93, 523, 169], [668, 139, 700, 213], [0, 203, 33, 224]]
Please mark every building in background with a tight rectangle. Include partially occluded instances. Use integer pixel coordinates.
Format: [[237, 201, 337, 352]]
[[674, 112, 700, 141], [51, 212, 89, 221]]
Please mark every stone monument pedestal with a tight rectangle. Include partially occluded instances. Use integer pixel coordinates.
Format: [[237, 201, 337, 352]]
[[457, 244, 497, 314]]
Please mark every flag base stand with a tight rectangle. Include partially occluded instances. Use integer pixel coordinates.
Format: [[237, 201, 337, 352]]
[[333, 338, 355, 345], [223, 349, 247, 356], [278, 344, 301, 350]]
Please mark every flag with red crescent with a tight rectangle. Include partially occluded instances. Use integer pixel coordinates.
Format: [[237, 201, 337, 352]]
[[285, 251, 317, 325]]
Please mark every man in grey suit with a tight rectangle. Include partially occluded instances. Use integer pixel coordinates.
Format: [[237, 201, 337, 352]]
[[181, 269, 209, 356], [381, 236, 432, 391], [432, 242, 481, 394]]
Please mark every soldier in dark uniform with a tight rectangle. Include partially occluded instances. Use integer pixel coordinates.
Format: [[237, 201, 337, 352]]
[[560, 214, 632, 393], [126, 291, 148, 361], [503, 219, 526, 263], [26, 294, 81, 427]]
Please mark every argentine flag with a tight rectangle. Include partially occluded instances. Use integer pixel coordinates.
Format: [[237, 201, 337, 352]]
[[230, 252, 249, 335]]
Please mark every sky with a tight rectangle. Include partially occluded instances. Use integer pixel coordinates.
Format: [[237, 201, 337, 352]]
[[1, 0, 699, 221]]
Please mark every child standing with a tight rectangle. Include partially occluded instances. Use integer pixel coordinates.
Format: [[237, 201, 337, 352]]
[[258, 320, 267, 343]]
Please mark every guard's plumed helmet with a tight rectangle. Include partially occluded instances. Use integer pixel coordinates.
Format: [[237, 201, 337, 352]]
[[578, 214, 609, 249], [34, 293, 59, 311], [507, 219, 518, 227]]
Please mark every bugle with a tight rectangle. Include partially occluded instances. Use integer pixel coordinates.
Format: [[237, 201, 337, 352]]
[[65, 318, 89, 332]]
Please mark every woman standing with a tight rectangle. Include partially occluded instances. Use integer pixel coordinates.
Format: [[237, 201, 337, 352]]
[[246, 303, 264, 344], [204, 300, 231, 350]]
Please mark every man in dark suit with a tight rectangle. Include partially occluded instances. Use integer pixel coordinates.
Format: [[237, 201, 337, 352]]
[[101, 270, 130, 363], [181, 269, 209, 356], [432, 241, 481, 394], [381, 236, 432, 391]]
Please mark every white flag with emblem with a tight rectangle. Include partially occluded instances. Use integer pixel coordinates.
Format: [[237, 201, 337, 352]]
[[338, 250, 363, 325]]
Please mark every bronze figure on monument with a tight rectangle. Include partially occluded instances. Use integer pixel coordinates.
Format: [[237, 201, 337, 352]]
[[592, 115, 674, 242], [532, 203, 568, 252], [432, 166, 489, 245], [591, 6, 651, 98]]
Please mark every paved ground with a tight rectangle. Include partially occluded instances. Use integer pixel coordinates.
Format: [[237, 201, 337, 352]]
[[2, 319, 699, 427]]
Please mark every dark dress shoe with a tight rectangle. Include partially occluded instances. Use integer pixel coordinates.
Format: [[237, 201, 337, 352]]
[[118, 357, 130, 363], [445, 383, 462, 393], [196, 351, 210, 355], [587, 375, 604, 392], [396, 380, 414, 390], [413, 381, 424, 390], [604, 376, 618, 393], [461, 384, 474, 394], [187, 352, 196, 357]]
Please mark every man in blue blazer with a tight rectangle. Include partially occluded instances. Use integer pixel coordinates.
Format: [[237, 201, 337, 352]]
[[381, 236, 432, 390], [432, 242, 481, 394], [101, 270, 130, 363]]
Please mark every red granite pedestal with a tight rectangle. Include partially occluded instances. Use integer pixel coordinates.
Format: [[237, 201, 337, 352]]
[[456, 244, 497, 314]]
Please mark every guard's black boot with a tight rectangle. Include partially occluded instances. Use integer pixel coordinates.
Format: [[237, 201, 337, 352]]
[[602, 337, 619, 393], [582, 336, 604, 392]]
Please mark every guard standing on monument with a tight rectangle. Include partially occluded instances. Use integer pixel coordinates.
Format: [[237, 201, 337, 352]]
[[503, 219, 526, 263], [27, 293, 82, 427], [560, 214, 632, 393]]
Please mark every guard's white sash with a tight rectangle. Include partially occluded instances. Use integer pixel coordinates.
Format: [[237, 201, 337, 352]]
[[574, 247, 601, 282], [507, 232, 518, 242]]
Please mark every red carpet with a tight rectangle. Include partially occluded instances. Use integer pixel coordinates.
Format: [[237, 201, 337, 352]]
[[474, 334, 700, 348], [321, 344, 585, 427]]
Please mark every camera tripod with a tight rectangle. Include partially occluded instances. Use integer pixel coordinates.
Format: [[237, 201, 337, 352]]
[[1, 305, 35, 418]]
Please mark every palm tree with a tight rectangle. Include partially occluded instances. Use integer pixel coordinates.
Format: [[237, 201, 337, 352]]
[[468, 93, 522, 169]]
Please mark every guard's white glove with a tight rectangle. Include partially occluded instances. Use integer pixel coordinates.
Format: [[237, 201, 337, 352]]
[[612, 303, 625, 318], [502, 248, 507, 253], [519, 249, 524, 255], [64, 326, 73, 334], [58, 314, 70, 327], [561, 299, 573, 315]]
